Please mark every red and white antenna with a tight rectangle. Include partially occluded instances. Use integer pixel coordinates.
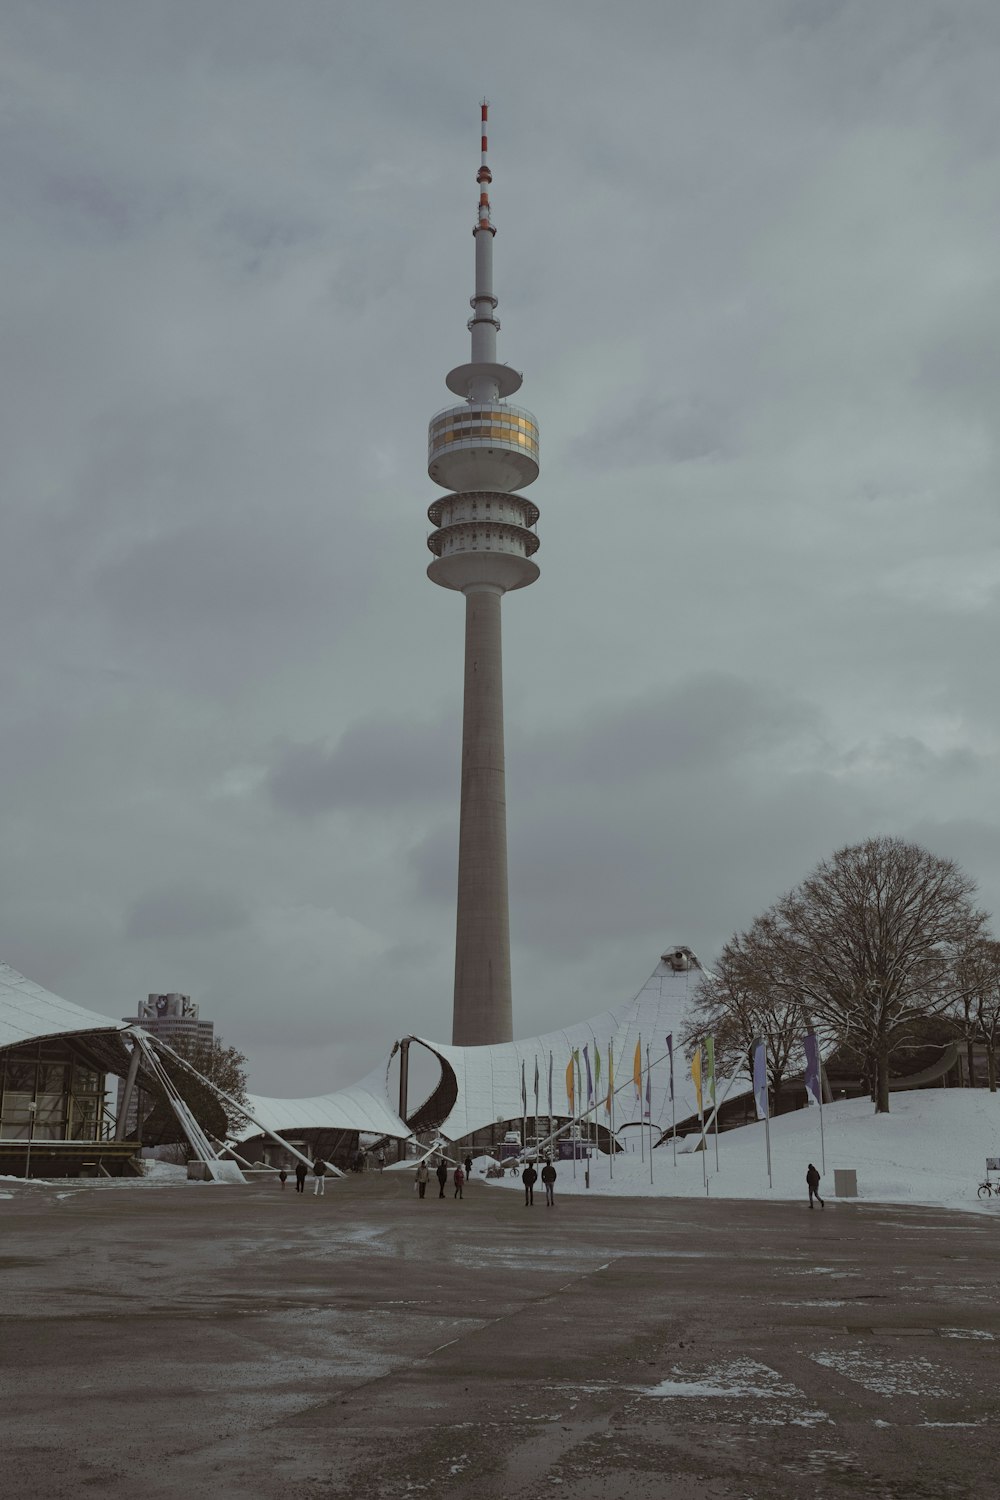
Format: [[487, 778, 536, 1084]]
[[477, 99, 495, 234]]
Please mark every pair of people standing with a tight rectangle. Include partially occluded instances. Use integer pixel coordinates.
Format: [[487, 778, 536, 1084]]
[[291, 1159, 327, 1194], [523, 1159, 557, 1206], [430, 1160, 465, 1198]]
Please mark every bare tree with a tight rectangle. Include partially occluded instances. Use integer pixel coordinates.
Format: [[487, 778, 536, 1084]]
[[141, 1036, 250, 1145], [683, 918, 804, 1104], [776, 837, 985, 1113], [955, 939, 1000, 1092]]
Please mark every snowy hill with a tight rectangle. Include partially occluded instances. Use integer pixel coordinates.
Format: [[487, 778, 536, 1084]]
[[482, 1090, 1000, 1216]]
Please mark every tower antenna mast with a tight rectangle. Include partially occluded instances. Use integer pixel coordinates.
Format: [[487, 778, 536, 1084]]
[[425, 105, 541, 1046]]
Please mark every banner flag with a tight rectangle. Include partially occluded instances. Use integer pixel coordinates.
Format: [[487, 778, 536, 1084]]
[[594, 1046, 602, 1096], [584, 1045, 594, 1106], [548, 1051, 553, 1117], [692, 1048, 703, 1117], [605, 1044, 614, 1113], [534, 1054, 540, 1115], [521, 1059, 527, 1116], [706, 1036, 717, 1108], [666, 1033, 674, 1103], [752, 1037, 768, 1121], [565, 1056, 575, 1111], [633, 1039, 642, 1101], [803, 1032, 822, 1107], [644, 1047, 652, 1120]]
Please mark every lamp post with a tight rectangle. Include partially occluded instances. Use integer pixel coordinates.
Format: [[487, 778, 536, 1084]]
[[24, 1100, 37, 1180]]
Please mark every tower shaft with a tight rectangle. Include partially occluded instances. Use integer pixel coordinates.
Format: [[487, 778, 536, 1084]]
[[426, 103, 539, 1046], [452, 585, 513, 1045]]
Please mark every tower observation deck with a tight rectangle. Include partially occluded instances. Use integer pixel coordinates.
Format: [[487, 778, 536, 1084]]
[[427, 103, 539, 1047]]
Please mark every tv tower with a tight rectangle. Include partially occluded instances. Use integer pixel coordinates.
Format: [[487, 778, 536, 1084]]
[[426, 103, 540, 1046]]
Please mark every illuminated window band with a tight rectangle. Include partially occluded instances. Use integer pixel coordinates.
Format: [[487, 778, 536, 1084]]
[[429, 405, 539, 457]]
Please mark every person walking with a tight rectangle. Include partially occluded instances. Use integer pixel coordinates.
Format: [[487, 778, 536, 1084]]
[[436, 1160, 448, 1199], [522, 1162, 537, 1206], [313, 1158, 328, 1197], [541, 1157, 556, 1207], [416, 1161, 429, 1199], [464, 1154, 473, 1179], [453, 1165, 465, 1200], [295, 1160, 308, 1194], [376, 1149, 385, 1172], [278, 1169, 288, 1190], [806, 1162, 824, 1209]]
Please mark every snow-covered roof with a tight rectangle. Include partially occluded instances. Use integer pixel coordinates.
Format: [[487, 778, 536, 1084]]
[[0, 962, 125, 1051], [415, 949, 744, 1141], [245, 1053, 411, 1141], [244, 949, 750, 1145]]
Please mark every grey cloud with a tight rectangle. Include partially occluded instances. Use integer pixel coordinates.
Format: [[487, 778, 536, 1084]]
[[267, 714, 457, 817], [125, 886, 250, 942]]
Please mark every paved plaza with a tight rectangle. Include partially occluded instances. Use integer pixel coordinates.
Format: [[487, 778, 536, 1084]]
[[1, 1173, 997, 1498]]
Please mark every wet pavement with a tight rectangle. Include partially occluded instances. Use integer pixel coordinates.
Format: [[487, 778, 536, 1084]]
[[1, 1172, 997, 1497]]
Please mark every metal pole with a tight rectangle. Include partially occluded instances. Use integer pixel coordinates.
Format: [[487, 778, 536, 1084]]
[[608, 1041, 614, 1181], [764, 1091, 773, 1190], [647, 1045, 653, 1186], [25, 1101, 36, 1180], [114, 1040, 142, 1141], [818, 1087, 826, 1177]]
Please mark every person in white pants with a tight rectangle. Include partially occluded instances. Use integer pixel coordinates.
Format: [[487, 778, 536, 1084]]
[[313, 1158, 327, 1196]]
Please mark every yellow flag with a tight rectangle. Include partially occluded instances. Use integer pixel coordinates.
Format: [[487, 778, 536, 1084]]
[[692, 1048, 703, 1116], [633, 1038, 642, 1099], [565, 1056, 575, 1111]]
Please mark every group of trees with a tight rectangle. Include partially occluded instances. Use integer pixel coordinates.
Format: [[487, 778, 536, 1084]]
[[685, 836, 1000, 1114]]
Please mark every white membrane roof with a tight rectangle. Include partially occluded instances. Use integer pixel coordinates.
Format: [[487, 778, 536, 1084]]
[[245, 951, 750, 1145], [246, 1053, 412, 1141], [0, 962, 125, 1051]]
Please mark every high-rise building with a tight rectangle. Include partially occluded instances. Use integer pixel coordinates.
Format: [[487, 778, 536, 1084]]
[[426, 104, 540, 1046], [128, 993, 215, 1050]]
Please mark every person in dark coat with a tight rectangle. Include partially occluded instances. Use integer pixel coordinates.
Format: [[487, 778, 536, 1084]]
[[436, 1161, 448, 1198], [541, 1158, 556, 1207], [294, 1161, 308, 1194], [464, 1154, 473, 1179], [278, 1169, 288, 1190], [806, 1162, 824, 1209], [313, 1158, 328, 1196], [522, 1162, 537, 1206], [453, 1165, 465, 1199], [415, 1161, 429, 1199]]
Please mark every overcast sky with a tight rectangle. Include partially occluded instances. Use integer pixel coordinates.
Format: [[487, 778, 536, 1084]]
[[3, 1, 999, 1098]]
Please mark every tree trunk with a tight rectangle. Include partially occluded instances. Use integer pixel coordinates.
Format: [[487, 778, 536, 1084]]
[[967, 1038, 976, 1087], [988, 1044, 997, 1094], [875, 1043, 891, 1114]]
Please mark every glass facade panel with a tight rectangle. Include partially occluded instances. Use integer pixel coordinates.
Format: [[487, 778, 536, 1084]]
[[72, 1065, 100, 1093], [39, 1064, 67, 1093], [3, 1061, 36, 1090]]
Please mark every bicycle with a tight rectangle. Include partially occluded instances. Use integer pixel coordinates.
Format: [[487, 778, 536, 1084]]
[[977, 1178, 995, 1200]]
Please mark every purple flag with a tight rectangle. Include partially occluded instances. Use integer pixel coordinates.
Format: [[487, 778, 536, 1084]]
[[752, 1038, 768, 1121], [583, 1045, 594, 1106], [548, 1051, 553, 1116], [665, 1033, 674, 1103], [803, 1032, 822, 1107]]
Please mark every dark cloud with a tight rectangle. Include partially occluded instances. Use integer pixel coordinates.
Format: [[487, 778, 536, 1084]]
[[2, 1, 999, 1095], [125, 886, 250, 942]]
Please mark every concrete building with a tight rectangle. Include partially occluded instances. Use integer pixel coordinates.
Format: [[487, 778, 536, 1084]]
[[426, 103, 540, 1047], [127, 993, 214, 1051]]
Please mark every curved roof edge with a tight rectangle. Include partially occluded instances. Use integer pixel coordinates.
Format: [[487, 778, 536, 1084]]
[[0, 961, 127, 1051]]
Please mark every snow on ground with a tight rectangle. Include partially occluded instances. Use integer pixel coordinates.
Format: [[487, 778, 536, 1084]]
[[481, 1091, 1000, 1216]]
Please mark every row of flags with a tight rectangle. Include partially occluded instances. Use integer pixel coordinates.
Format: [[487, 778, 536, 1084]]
[[517, 1031, 824, 1126]]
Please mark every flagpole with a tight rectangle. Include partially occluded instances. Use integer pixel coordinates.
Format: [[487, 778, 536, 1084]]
[[646, 1044, 653, 1186], [608, 1041, 614, 1181], [818, 1086, 826, 1176], [764, 1089, 773, 1190], [667, 1034, 676, 1168]]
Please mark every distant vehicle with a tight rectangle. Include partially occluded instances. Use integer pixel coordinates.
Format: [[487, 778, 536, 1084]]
[[502, 1130, 522, 1145], [499, 1129, 522, 1160]]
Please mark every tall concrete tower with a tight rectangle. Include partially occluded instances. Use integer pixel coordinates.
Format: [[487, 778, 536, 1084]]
[[427, 103, 540, 1046]]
